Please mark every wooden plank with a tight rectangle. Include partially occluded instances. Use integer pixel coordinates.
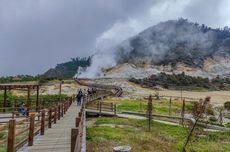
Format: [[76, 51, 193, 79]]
[[26, 103, 80, 152]]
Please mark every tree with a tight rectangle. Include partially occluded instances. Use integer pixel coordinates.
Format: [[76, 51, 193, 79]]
[[182, 97, 211, 152], [147, 95, 153, 131]]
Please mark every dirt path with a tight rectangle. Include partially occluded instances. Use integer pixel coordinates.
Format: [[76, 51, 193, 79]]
[[127, 81, 230, 105], [158, 90, 230, 105]]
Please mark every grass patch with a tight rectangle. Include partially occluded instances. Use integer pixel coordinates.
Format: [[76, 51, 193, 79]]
[[0, 93, 69, 111], [103, 98, 193, 116], [87, 117, 230, 152], [226, 122, 230, 128]]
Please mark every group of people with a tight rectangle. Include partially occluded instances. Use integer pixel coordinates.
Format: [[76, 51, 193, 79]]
[[16, 87, 97, 116], [76, 89, 84, 106], [87, 88, 97, 95], [18, 103, 27, 116], [76, 88, 97, 106]]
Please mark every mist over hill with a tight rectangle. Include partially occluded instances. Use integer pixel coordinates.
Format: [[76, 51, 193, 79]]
[[116, 18, 230, 67], [79, 18, 230, 78]]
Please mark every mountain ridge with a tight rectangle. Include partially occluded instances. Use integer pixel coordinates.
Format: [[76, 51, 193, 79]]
[[115, 18, 230, 67], [92, 18, 230, 79]]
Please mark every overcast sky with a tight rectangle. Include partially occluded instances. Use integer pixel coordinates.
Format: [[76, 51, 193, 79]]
[[0, 0, 230, 76]]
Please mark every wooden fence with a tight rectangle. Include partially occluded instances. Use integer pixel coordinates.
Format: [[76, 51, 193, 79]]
[[0, 95, 75, 152], [71, 106, 84, 152], [74, 78, 123, 97], [71, 91, 113, 152], [86, 101, 116, 116]]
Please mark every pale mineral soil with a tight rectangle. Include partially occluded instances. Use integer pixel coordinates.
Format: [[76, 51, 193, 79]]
[[8, 80, 85, 96], [158, 90, 230, 105], [131, 81, 230, 105], [8, 79, 230, 106], [93, 78, 230, 106], [40, 80, 82, 95]]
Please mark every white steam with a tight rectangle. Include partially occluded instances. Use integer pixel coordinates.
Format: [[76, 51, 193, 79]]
[[78, 0, 230, 78], [77, 19, 147, 78]]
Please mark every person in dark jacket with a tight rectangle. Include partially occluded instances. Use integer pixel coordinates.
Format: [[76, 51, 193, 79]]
[[76, 90, 83, 106], [18, 103, 27, 116], [87, 88, 92, 95]]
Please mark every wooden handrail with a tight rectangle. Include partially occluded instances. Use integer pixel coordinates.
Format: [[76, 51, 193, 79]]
[[71, 92, 114, 152], [4, 96, 75, 152]]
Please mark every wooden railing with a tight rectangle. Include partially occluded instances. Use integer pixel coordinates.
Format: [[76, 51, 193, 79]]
[[86, 101, 116, 116], [71, 106, 84, 152], [0, 95, 75, 152], [74, 78, 123, 97], [71, 91, 113, 152]]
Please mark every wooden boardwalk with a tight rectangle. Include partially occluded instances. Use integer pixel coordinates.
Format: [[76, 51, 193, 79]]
[[21, 103, 80, 152]]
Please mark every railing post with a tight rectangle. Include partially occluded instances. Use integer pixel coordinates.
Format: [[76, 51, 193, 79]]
[[114, 104, 117, 115], [41, 110, 45, 135], [111, 103, 113, 111], [70, 97, 73, 105], [48, 108, 52, 128], [27, 108, 30, 117], [7, 119, 16, 152], [58, 104, 61, 120], [37, 111, 41, 121], [66, 102, 68, 111], [28, 114, 35, 146], [99, 102, 102, 117], [64, 103, 66, 114], [181, 98, 185, 126], [69, 100, 71, 108], [78, 111, 82, 118], [54, 107, 57, 124], [97, 101, 100, 110], [76, 117, 81, 127], [67, 101, 69, 110], [11, 112, 15, 119], [169, 97, 172, 116], [61, 103, 64, 117], [71, 128, 79, 152]]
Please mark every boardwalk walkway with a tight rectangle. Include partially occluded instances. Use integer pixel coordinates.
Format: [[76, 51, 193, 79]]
[[22, 103, 80, 152]]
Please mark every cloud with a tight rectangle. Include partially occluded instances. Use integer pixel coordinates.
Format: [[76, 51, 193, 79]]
[[0, 0, 230, 76], [0, 0, 151, 76]]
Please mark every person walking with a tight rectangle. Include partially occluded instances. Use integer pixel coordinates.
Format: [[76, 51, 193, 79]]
[[76, 90, 83, 106], [18, 103, 27, 116]]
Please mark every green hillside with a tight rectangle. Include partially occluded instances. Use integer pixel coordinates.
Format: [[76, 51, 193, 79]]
[[42, 57, 91, 79]]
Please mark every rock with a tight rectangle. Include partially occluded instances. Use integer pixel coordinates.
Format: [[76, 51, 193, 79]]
[[113, 146, 131, 152]]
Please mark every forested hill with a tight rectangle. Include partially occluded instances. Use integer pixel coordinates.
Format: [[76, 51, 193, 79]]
[[0, 57, 91, 83], [42, 57, 91, 79]]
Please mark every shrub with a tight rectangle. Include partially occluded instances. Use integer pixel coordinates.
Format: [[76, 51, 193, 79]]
[[209, 116, 218, 122], [224, 101, 230, 110], [206, 104, 214, 115], [225, 122, 230, 128], [225, 113, 230, 119]]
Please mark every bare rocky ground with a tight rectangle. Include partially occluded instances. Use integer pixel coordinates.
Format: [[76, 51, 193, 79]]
[[8, 79, 230, 106], [10, 80, 84, 96], [39, 80, 82, 95], [94, 78, 230, 106], [100, 57, 230, 79]]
